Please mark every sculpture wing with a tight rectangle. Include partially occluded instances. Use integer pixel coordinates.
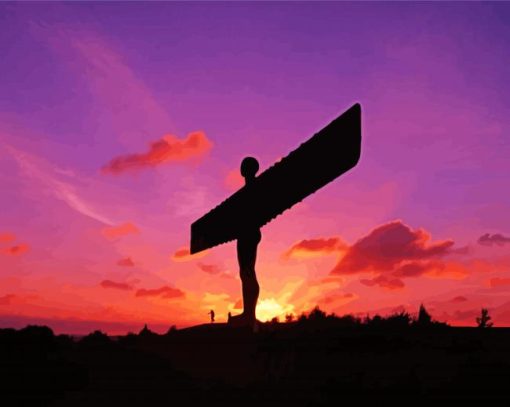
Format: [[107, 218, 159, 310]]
[[190, 103, 361, 254]]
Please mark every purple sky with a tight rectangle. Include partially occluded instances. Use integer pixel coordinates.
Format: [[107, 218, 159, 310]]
[[1, 2, 510, 332]]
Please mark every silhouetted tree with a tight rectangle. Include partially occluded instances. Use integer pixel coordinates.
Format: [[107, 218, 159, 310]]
[[285, 313, 294, 323], [385, 311, 413, 328], [139, 323, 157, 337], [308, 306, 327, 321], [476, 308, 493, 328], [80, 330, 111, 348], [417, 304, 432, 326]]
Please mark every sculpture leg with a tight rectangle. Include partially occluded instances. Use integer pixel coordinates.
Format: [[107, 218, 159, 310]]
[[229, 231, 260, 327]]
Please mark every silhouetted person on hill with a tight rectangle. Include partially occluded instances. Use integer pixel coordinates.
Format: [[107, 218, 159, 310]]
[[208, 309, 215, 323], [228, 157, 261, 329]]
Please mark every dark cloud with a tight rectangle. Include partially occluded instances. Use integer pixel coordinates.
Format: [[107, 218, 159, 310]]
[[101, 131, 213, 174], [450, 296, 468, 303], [478, 233, 510, 247]]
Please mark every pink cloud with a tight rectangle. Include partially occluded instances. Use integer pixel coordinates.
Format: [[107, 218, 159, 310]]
[[117, 257, 135, 267], [100, 280, 133, 291], [284, 237, 347, 259], [489, 277, 510, 288], [101, 222, 139, 240], [1, 244, 29, 256], [135, 286, 184, 299], [0, 232, 15, 243], [332, 220, 454, 275], [198, 263, 221, 275], [450, 296, 468, 303], [101, 132, 213, 174], [171, 246, 208, 262], [0, 294, 16, 305]]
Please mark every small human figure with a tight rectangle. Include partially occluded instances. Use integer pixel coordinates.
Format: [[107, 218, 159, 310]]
[[228, 157, 261, 329], [208, 309, 215, 323]]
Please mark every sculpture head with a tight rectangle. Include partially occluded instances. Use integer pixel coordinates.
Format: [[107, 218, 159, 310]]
[[240, 156, 259, 182]]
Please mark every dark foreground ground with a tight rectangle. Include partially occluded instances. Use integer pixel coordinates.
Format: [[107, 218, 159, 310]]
[[2, 314, 510, 406]]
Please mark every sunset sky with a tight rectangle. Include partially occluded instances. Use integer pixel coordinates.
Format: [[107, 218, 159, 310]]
[[1, 2, 510, 334]]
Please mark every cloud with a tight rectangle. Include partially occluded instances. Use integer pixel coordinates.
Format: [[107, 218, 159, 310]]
[[0, 232, 15, 243], [284, 237, 347, 259], [320, 220, 467, 290], [135, 286, 185, 299], [101, 132, 213, 174], [450, 296, 468, 303], [171, 246, 208, 262], [360, 275, 405, 290], [0, 294, 16, 305], [117, 257, 135, 267], [233, 299, 243, 310], [35, 25, 176, 147], [332, 220, 454, 275], [101, 222, 139, 239], [198, 263, 221, 275], [489, 277, 510, 288], [6, 145, 114, 225], [203, 292, 230, 304], [1, 244, 29, 256], [100, 280, 133, 291], [478, 233, 510, 247]]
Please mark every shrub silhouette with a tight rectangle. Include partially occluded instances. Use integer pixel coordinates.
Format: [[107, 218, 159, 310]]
[[476, 308, 493, 328]]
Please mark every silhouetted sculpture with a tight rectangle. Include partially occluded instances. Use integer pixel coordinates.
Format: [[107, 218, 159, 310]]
[[208, 309, 215, 323], [190, 104, 362, 329], [228, 157, 261, 328]]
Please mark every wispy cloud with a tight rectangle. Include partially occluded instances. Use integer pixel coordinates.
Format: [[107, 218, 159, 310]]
[[33, 23, 175, 146], [5, 145, 114, 225]]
